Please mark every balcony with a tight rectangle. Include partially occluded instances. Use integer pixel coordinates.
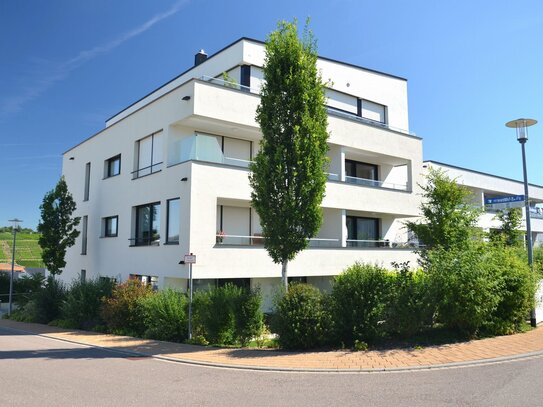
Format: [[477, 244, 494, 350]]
[[345, 175, 408, 191]]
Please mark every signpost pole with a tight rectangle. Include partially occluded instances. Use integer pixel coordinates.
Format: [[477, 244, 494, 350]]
[[187, 253, 194, 340]]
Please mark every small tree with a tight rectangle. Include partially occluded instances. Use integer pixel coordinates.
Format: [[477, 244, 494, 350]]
[[405, 168, 480, 262], [489, 208, 523, 247], [37, 176, 80, 276], [249, 19, 329, 290]]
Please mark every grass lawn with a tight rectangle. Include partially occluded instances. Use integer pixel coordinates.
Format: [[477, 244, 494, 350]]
[[0, 233, 44, 268]]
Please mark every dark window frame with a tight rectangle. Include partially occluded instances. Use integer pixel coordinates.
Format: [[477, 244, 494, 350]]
[[104, 215, 119, 237], [133, 202, 161, 246], [345, 159, 379, 181], [105, 154, 121, 178], [134, 132, 163, 179], [81, 215, 88, 254], [346, 216, 380, 247], [166, 198, 180, 244], [83, 162, 91, 201]]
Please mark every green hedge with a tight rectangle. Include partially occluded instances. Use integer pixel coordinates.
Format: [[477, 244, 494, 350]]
[[272, 283, 332, 349], [140, 288, 188, 342]]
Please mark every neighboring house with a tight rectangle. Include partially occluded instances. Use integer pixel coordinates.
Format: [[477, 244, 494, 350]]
[[424, 161, 543, 246], [61, 37, 424, 309], [0, 263, 26, 279]]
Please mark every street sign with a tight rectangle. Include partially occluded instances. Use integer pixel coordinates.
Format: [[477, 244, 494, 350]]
[[485, 195, 525, 211], [184, 254, 196, 264]]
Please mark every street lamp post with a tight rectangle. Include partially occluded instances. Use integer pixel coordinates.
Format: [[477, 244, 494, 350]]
[[506, 118, 537, 327], [8, 218, 23, 316]]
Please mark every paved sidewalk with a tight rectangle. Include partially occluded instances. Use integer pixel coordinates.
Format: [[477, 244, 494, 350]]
[[2, 319, 543, 372]]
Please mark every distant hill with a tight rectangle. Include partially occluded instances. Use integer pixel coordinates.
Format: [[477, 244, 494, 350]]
[[0, 232, 44, 268]]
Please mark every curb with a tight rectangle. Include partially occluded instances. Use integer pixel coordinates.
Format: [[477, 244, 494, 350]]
[[3, 323, 543, 374]]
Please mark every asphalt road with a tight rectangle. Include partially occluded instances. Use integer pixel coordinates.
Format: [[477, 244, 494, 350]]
[[1, 326, 543, 406]]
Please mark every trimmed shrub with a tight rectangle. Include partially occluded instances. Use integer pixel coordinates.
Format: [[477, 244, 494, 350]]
[[386, 262, 433, 337], [140, 289, 188, 342], [14, 274, 45, 306], [62, 278, 115, 330], [100, 280, 152, 336], [33, 277, 67, 324], [235, 287, 264, 346], [193, 283, 263, 346], [331, 263, 393, 346], [427, 244, 500, 336], [483, 247, 537, 335], [272, 283, 332, 350]]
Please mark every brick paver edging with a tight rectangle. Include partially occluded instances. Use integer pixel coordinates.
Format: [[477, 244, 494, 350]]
[[2, 319, 543, 373]]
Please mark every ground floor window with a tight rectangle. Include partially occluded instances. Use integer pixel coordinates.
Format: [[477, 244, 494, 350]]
[[129, 274, 158, 290]]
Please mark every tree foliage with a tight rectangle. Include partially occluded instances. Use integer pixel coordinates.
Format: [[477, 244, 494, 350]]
[[249, 19, 329, 289], [37, 176, 80, 275], [489, 208, 524, 247], [405, 168, 480, 261]]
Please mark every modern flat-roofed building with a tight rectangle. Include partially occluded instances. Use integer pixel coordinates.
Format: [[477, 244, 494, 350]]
[[424, 161, 543, 247], [61, 38, 423, 308]]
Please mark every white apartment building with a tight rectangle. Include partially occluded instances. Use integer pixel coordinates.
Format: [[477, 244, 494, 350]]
[[424, 161, 543, 246], [61, 37, 423, 308]]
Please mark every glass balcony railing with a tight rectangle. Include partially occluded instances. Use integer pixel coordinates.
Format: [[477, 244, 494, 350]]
[[345, 175, 408, 191]]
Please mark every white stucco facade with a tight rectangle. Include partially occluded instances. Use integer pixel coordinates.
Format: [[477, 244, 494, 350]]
[[61, 38, 423, 309]]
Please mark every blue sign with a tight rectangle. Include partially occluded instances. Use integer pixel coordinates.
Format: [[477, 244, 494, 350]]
[[485, 195, 525, 205]]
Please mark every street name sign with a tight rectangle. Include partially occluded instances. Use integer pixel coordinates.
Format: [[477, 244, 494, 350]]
[[485, 195, 525, 211], [184, 254, 196, 264]]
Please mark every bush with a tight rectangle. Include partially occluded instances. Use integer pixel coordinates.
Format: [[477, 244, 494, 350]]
[[62, 278, 115, 330], [140, 289, 188, 342], [386, 262, 433, 337], [427, 244, 500, 336], [100, 280, 152, 336], [15, 274, 46, 306], [33, 277, 67, 324], [271, 283, 332, 350], [483, 247, 538, 335], [193, 284, 264, 346], [331, 263, 393, 346]]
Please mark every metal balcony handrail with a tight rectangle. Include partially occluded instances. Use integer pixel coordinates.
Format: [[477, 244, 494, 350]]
[[131, 162, 163, 179], [200, 75, 260, 94]]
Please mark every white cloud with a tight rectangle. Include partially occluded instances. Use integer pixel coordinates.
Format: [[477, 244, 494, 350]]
[[0, 0, 188, 117]]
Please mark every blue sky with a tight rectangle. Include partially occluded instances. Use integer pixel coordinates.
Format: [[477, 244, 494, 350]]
[[1, 0, 542, 228]]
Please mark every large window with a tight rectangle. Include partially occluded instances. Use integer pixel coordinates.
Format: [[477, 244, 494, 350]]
[[134, 202, 160, 246], [346, 216, 379, 247], [105, 155, 121, 178], [358, 99, 387, 124], [104, 216, 118, 237], [135, 131, 162, 178], [166, 198, 180, 244], [345, 160, 378, 185]]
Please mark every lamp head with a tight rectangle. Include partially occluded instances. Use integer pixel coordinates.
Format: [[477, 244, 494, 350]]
[[506, 118, 537, 143]]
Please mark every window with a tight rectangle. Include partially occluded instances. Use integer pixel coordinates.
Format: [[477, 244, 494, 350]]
[[80, 270, 86, 283], [104, 216, 118, 237], [346, 216, 379, 247], [345, 160, 378, 184], [105, 155, 121, 178], [358, 99, 386, 124], [166, 198, 180, 244], [81, 215, 88, 254], [134, 131, 162, 178], [240, 65, 251, 90], [129, 274, 158, 290], [84, 162, 91, 201], [133, 202, 160, 246]]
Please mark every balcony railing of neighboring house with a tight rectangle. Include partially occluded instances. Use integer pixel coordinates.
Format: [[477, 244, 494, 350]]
[[131, 162, 163, 180], [344, 175, 408, 191]]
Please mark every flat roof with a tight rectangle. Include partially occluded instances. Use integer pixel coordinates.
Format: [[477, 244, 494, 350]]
[[424, 160, 543, 189]]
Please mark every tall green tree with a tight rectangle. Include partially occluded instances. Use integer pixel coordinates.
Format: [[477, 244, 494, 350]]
[[489, 208, 523, 247], [405, 168, 481, 262], [249, 20, 329, 290], [37, 176, 80, 276]]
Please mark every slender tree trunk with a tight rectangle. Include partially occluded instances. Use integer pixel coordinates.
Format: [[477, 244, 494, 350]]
[[281, 259, 288, 292]]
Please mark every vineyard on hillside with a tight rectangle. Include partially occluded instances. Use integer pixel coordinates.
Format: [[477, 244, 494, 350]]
[[0, 232, 44, 268]]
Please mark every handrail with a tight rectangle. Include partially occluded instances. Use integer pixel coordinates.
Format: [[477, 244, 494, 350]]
[[200, 75, 259, 94], [131, 162, 163, 179], [345, 175, 408, 191]]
